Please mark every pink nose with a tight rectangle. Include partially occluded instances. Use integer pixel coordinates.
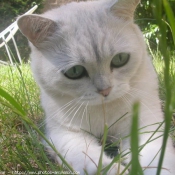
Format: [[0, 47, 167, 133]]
[[99, 87, 112, 97]]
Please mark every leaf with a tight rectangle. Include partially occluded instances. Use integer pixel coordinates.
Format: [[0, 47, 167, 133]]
[[130, 102, 143, 175], [0, 87, 26, 116], [97, 124, 108, 175], [163, 0, 175, 46]]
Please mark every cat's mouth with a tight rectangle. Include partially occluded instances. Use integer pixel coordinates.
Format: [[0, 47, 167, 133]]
[[81, 89, 127, 105], [79, 85, 128, 105], [82, 92, 114, 105]]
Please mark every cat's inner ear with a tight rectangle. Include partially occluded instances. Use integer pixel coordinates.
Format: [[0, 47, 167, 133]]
[[17, 15, 57, 46], [110, 0, 140, 19]]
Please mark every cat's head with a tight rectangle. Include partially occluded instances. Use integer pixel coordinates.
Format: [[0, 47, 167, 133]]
[[17, 0, 146, 105]]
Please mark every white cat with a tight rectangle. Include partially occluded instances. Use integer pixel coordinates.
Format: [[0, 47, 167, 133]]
[[17, 0, 175, 174]]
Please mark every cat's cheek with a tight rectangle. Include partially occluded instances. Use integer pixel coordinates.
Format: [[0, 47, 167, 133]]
[[109, 83, 130, 100]]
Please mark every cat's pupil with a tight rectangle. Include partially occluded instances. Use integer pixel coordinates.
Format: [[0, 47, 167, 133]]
[[119, 55, 122, 62], [73, 67, 77, 74]]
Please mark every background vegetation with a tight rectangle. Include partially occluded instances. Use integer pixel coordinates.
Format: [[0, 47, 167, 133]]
[[0, 0, 44, 62], [0, 0, 175, 61], [0, 0, 44, 31], [136, 0, 175, 50]]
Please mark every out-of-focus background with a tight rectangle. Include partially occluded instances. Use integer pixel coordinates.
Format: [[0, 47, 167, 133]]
[[0, 0, 175, 62]]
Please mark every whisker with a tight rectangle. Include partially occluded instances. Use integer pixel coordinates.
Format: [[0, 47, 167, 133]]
[[68, 101, 86, 129], [58, 102, 82, 128], [58, 96, 85, 124], [130, 87, 161, 102], [121, 95, 132, 110], [38, 96, 83, 129], [79, 101, 89, 130], [38, 99, 75, 129], [126, 91, 158, 122]]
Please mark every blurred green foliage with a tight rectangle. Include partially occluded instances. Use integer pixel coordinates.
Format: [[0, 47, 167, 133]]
[[0, 0, 175, 62], [136, 0, 175, 50], [0, 0, 44, 62], [0, 0, 44, 31]]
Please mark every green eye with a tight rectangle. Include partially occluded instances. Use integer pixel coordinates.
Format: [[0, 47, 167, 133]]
[[111, 53, 130, 68], [64, 65, 87, 79]]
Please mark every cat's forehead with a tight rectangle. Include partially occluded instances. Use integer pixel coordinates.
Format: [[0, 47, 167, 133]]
[[44, 1, 105, 19], [41, 0, 141, 68], [54, 22, 135, 70], [66, 23, 133, 64], [43, 1, 116, 29]]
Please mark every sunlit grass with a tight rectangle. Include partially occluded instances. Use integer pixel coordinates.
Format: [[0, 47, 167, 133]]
[[153, 53, 175, 144], [153, 52, 175, 103], [0, 63, 74, 173], [0, 64, 41, 119], [0, 64, 48, 172]]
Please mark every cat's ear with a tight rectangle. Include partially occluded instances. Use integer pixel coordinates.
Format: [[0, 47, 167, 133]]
[[17, 15, 57, 46], [110, 0, 140, 19]]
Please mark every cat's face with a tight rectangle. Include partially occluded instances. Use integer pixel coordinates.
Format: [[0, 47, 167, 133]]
[[18, 0, 144, 105]]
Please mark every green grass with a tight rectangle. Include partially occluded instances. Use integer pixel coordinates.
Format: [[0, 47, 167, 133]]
[[153, 52, 175, 144], [153, 0, 175, 174], [0, 64, 75, 173], [0, 64, 46, 172], [153, 52, 175, 102]]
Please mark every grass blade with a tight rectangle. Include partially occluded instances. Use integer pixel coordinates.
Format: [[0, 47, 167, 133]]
[[163, 0, 175, 45], [97, 124, 108, 175], [130, 102, 143, 175], [0, 87, 26, 116], [153, 1, 174, 175], [19, 115, 75, 172]]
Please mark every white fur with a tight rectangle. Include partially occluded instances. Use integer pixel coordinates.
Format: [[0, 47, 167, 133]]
[[18, 0, 175, 174]]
